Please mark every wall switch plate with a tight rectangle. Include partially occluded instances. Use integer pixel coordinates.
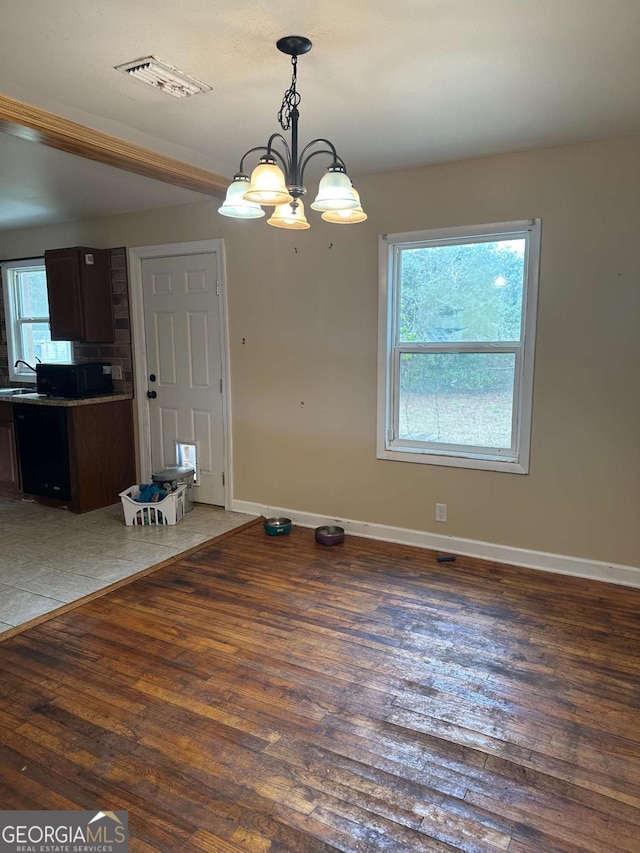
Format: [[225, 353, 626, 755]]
[[111, 365, 123, 380], [435, 503, 448, 523]]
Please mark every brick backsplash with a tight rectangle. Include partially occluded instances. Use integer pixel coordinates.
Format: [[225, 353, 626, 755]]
[[0, 247, 134, 396]]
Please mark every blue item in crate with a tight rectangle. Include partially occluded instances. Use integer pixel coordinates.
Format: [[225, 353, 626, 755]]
[[136, 483, 168, 503]]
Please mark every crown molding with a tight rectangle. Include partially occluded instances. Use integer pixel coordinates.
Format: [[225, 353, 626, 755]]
[[0, 93, 228, 197]]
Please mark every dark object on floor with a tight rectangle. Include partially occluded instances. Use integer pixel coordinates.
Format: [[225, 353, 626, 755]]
[[315, 525, 345, 546], [263, 517, 292, 536], [437, 554, 457, 563]]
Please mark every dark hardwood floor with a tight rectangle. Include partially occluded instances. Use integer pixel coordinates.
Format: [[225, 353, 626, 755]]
[[1, 523, 639, 852]]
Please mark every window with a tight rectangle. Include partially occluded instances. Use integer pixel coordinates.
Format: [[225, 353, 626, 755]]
[[378, 219, 541, 473], [1, 258, 72, 382]]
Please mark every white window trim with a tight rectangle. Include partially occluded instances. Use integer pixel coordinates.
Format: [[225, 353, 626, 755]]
[[1, 257, 70, 383], [377, 219, 541, 474]]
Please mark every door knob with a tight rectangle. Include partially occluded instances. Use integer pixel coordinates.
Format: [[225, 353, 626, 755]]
[[147, 390, 157, 399]]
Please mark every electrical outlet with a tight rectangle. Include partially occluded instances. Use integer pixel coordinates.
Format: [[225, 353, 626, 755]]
[[111, 365, 123, 380], [435, 503, 448, 523]]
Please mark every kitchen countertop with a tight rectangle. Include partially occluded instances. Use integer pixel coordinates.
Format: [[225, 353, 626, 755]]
[[2, 392, 133, 407]]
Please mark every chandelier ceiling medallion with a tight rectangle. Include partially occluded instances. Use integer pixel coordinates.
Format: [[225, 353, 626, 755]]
[[218, 35, 367, 230]]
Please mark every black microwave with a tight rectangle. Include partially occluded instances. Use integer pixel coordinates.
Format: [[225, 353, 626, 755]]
[[36, 362, 113, 398]]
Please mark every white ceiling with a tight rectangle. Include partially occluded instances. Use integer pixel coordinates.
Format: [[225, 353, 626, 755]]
[[1, 0, 639, 231], [0, 134, 212, 230]]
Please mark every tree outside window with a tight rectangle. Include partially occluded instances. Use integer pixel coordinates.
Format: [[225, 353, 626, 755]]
[[378, 221, 541, 473]]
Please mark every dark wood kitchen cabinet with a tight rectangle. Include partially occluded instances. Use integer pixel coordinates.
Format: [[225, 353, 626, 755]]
[[45, 246, 115, 342], [0, 402, 20, 497], [14, 398, 135, 513], [67, 399, 135, 512]]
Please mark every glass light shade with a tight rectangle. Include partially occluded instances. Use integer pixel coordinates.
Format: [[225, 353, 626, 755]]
[[321, 188, 367, 223], [310, 168, 359, 211], [244, 161, 293, 205], [218, 176, 265, 219], [267, 199, 310, 230]]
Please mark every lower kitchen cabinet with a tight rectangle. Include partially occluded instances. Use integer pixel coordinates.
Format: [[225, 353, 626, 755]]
[[0, 402, 21, 497], [13, 398, 135, 513]]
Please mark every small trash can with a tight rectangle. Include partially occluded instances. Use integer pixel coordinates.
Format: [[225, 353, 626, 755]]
[[152, 465, 195, 512]]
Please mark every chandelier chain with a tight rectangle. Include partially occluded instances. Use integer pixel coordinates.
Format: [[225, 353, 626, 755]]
[[278, 55, 301, 132]]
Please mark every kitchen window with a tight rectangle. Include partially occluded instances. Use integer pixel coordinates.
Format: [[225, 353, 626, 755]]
[[1, 258, 72, 382], [378, 219, 541, 474]]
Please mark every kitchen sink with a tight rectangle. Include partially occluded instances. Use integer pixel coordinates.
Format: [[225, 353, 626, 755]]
[[0, 387, 37, 396]]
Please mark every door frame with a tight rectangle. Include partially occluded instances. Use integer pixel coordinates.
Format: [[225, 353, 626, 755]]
[[128, 239, 232, 509]]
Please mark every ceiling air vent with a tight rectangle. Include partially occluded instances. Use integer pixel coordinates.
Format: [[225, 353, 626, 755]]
[[115, 56, 212, 99]]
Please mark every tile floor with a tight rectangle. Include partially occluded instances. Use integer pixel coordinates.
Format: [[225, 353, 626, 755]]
[[0, 497, 256, 637]]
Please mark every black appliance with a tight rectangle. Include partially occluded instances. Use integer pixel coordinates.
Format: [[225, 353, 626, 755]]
[[36, 362, 113, 398], [14, 404, 71, 500]]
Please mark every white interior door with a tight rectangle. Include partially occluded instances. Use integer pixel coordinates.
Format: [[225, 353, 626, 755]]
[[141, 252, 225, 506]]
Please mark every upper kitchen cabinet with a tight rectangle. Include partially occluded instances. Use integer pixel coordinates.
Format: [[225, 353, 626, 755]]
[[45, 247, 115, 342]]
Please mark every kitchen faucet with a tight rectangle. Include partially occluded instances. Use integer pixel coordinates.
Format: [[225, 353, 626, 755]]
[[14, 357, 40, 372]]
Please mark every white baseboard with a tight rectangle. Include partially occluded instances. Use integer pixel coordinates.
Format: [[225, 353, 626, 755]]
[[231, 499, 640, 589]]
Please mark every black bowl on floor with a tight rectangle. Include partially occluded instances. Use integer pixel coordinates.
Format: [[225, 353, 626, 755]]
[[315, 525, 345, 546]]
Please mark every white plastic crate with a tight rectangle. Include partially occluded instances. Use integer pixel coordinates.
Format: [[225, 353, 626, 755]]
[[119, 483, 187, 526]]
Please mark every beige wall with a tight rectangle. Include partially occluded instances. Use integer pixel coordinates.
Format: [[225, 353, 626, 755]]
[[1, 135, 638, 567]]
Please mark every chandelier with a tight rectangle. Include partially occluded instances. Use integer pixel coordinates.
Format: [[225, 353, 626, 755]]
[[218, 36, 367, 230]]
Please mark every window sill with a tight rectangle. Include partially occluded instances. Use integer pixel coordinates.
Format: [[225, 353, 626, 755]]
[[8, 372, 37, 385], [377, 445, 529, 474]]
